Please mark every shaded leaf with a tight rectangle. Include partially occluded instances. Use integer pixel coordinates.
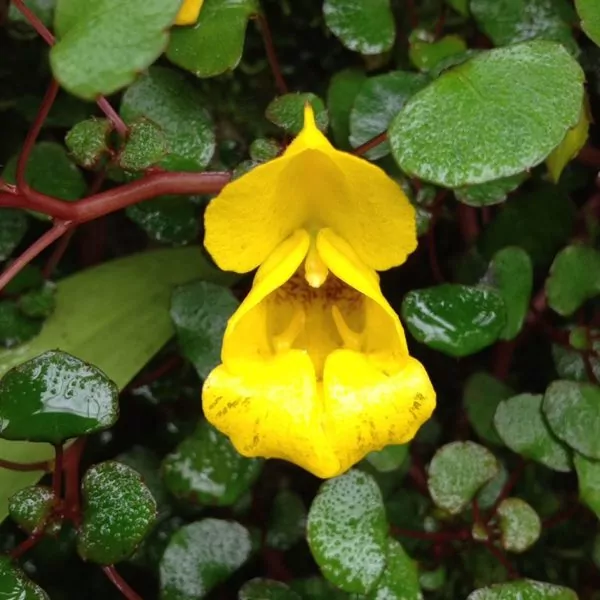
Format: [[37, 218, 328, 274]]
[[365, 444, 409, 473], [266, 93, 328, 135], [327, 69, 366, 149], [266, 490, 306, 551], [9, 485, 57, 534], [0, 301, 42, 348], [455, 174, 526, 207], [0, 209, 28, 261], [0, 555, 49, 599], [239, 579, 301, 600], [65, 118, 112, 169], [574, 452, 600, 519], [467, 579, 578, 599]]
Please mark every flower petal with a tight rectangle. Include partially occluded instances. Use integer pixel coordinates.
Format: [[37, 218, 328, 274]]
[[323, 351, 436, 473], [203, 352, 341, 478], [174, 0, 204, 25]]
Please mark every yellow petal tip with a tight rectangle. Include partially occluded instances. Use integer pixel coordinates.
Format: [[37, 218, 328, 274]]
[[174, 0, 203, 25], [302, 102, 318, 132]]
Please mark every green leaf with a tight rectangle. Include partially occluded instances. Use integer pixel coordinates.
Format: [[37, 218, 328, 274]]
[[0, 209, 28, 261], [170, 280, 239, 380], [119, 118, 167, 172], [159, 519, 252, 599], [471, 0, 577, 54], [576, 0, 600, 46], [390, 41, 584, 187], [497, 498, 541, 553], [485, 247, 533, 340], [477, 462, 509, 510], [2, 142, 86, 203], [249, 138, 281, 163], [0, 556, 49, 599], [327, 69, 366, 149], [574, 452, 600, 519], [494, 394, 572, 472], [78, 461, 157, 564], [552, 337, 600, 383], [464, 372, 513, 446], [8, 0, 55, 28], [323, 0, 395, 54], [126, 197, 199, 246], [307, 469, 388, 594], [9, 485, 57, 534], [428, 441, 499, 514], [266, 93, 329, 135], [467, 579, 578, 600], [239, 579, 301, 600], [419, 566, 447, 592], [349, 71, 428, 160], [65, 118, 112, 169], [546, 245, 600, 316], [454, 173, 526, 207], [478, 184, 575, 266], [544, 381, 600, 460], [166, 0, 258, 78], [365, 444, 409, 473], [162, 421, 262, 506], [19, 283, 57, 320], [266, 490, 307, 551], [0, 247, 233, 524], [401, 284, 506, 357], [120, 66, 215, 172], [367, 539, 421, 600], [290, 577, 349, 599], [0, 350, 119, 443], [0, 301, 42, 348], [409, 33, 467, 72], [446, 0, 468, 16], [50, 0, 181, 99]]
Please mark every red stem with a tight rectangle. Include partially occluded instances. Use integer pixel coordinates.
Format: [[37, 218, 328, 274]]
[[0, 458, 51, 471], [11, 0, 54, 44], [255, 13, 288, 95], [42, 228, 75, 279], [483, 541, 519, 579], [127, 355, 183, 390], [102, 566, 143, 600], [63, 438, 86, 524], [52, 444, 64, 498], [97, 97, 128, 138], [10, 528, 47, 560], [0, 221, 71, 291], [577, 145, 600, 168], [542, 503, 579, 529], [457, 202, 479, 245], [492, 340, 516, 381], [353, 132, 387, 157]]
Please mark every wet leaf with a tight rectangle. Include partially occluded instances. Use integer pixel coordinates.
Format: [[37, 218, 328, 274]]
[[428, 441, 499, 514], [390, 42, 584, 187], [574, 452, 600, 519], [266, 93, 328, 135], [409, 34, 467, 72], [239, 579, 301, 600], [78, 461, 157, 564], [167, 0, 259, 78], [50, 0, 180, 99], [266, 490, 306, 551], [323, 0, 395, 55], [307, 469, 388, 594], [367, 539, 421, 600], [0, 209, 28, 261], [0, 301, 42, 348], [454, 174, 526, 207], [0, 350, 119, 443], [120, 66, 215, 172], [249, 138, 280, 163], [9, 485, 57, 534], [0, 555, 49, 599], [170, 280, 239, 380], [18, 283, 56, 320], [467, 579, 578, 599], [543, 380, 600, 459], [402, 284, 506, 357], [160, 518, 252, 599], [327, 69, 366, 149], [497, 498, 542, 553], [495, 394, 571, 472], [162, 421, 262, 506], [65, 118, 112, 169], [119, 118, 167, 172]]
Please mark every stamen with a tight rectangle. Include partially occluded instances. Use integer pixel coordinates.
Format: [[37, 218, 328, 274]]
[[273, 308, 305, 353], [305, 242, 328, 288], [331, 305, 362, 351]]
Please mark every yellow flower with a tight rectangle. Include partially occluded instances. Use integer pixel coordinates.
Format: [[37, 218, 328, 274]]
[[202, 105, 435, 478], [175, 0, 204, 26]]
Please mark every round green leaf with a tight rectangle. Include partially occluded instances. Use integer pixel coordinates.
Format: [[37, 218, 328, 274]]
[[249, 138, 281, 163], [323, 0, 395, 55], [159, 519, 252, 600], [266, 490, 306, 551], [50, 0, 181, 99], [65, 118, 112, 169], [9, 485, 57, 534], [467, 579, 578, 600], [18, 284, 57, 320], [575, 452, 600, 519], [0, 556, 49, 599], [167, 0, 258, 78], [368, 539, 421, 600], [464, 372, 513, 446], [327, 69, 367, 149], [390, 41, 584, 187], [485, 247, 533, 340], [0, 209, 28, 261], [401, 284, 506, 357], [0, 301, 41, 349], [546, 245, 600, 316], [307, 469, 388, 594], [120, 66, 215, 172], [454, 174, 526, 207], [576, 0, 600, 46], [495, 394, 571, 472], [119, 118, 167, 172], [266, 93, 329, 135], [552, 333, 600, 383], [365, 444, 409, 473], [170, 280, 239, 380], [497, 498, 541, 553], [420, 566, 447, 592], [476, 462, 509, 510], [290, 577, 348, 600], [409, 34, 467, 73], [543, 380, 600, 459], [471, 0, 577, 54], [428, 441, 499, 514], [162, 421, 262, 506], [126, 197, 199, 246], [349, 71, 428, 159], [78, 461, 157, 565], [0, 350, 119, 443], [239, 579, 301, 600]]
